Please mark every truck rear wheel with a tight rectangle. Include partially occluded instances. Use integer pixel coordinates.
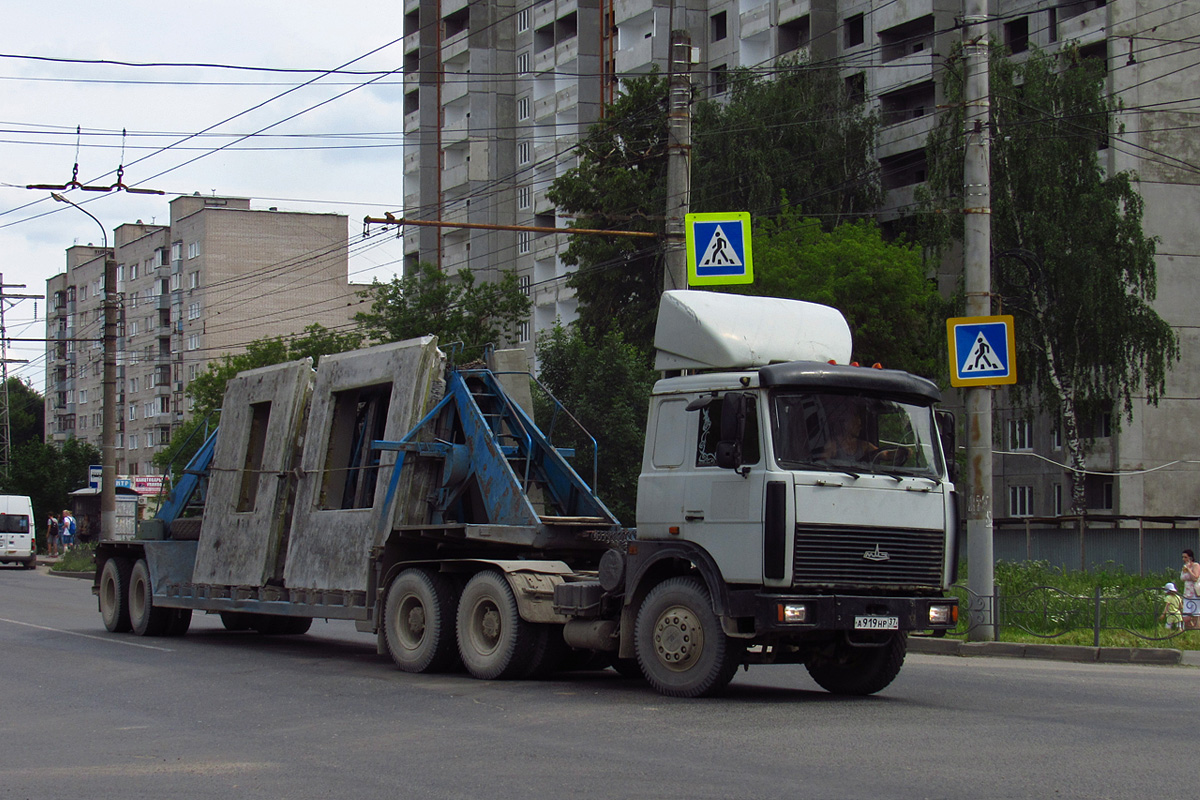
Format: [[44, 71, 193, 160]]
[[456, 570, 535, 680], [805, 632, 907, 696], [166, 609, 193, 636], [384, 568, 459, 673], [635, 577, 740, 698], [253, 615, 313, 635], [129, 559, 172, 636], [99, 557, 133, 633], [220, 612, 254, 631]]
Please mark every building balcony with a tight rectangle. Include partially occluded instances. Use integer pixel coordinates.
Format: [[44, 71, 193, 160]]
[[441, 30, 469, 62], [441, 75, 469, 104], [534, 47, 556, 73], [534, 234, 560, 261], [404, 0, 418, 14], [877, 114, 936, 156], [404, 109, 421, 134], [555, 38, 578, 66], [442, 162, 469, 190], [555, 83, 578, 109], [778, 0, 810, 25], [534, 94, 556, 121], [871, 53, 937, 95], [615, 36, 654, 75], [1056, 8, 1106, 46], [739, 4, 771, 40], [534, 3, 556, 31]]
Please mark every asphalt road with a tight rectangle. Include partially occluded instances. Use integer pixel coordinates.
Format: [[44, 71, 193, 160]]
[[0, 565, 1186, 799]]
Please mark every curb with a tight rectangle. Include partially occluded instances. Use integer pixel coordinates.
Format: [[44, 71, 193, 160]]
[[908, 636, 1187, 666]]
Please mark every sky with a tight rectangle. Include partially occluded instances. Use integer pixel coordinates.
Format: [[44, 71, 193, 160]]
[[0, 2, 411, 390]]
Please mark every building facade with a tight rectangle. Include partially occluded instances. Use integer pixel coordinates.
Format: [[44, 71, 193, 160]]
[[401, 0, 1198, 519], [46, 195, 361, 475]]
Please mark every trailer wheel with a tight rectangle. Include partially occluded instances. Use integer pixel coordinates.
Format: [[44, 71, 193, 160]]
[[634, 577, 740, 698], [220, 612, 254, 631], [805, 632, 907, 696], [99, 557, 133, 633], [254, 615, 312, 635], [456, 571, 535, 681], [129, 559, 172, 636], [166, 609, 193, 637], [384, 568, 459, 673]]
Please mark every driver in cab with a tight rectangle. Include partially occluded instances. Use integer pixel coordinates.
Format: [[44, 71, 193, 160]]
[[821, 403, 907, 466]]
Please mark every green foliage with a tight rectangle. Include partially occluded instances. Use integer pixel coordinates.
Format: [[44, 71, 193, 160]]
[[51, 542, 96, 573], [692, 61, 881, 222], [724, 204, 945, 377], [921, 45, 1178, 417], [546, 74, 669, 353], [355, 262, 530, 363], [3, 437, 100, 540], [920, 45, 1177, 512], [535, 325, 656, 525], [4, 377, 44, 447]]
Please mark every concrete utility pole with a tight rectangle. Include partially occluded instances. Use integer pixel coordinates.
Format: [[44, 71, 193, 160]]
[[663, 29, 692, 293], [50, 194, 117, 542], [962, 1, 995, 640]]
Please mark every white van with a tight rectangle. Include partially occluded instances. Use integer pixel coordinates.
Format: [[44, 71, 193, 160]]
[[0, 495, 36, 569]]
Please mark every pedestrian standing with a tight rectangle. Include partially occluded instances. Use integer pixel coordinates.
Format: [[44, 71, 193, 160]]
[[60, 509, 75, 552], [45, 514, 60, 557]]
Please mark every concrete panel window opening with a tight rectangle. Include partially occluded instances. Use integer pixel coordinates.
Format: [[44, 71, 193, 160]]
[[879, 15, 934, 62], [844, 13, 864, 48], [711, 11, 728, 43], [321, 384, 393, 511], [778, 16, 810, 54], [238, 402, 272, 513]]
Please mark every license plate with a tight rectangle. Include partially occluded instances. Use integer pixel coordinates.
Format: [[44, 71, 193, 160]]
[[854, 616, 899, 630]]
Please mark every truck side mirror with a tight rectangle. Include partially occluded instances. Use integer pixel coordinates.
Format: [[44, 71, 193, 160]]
[[716, 392, 748, 470], [936, 409, 958, 483]]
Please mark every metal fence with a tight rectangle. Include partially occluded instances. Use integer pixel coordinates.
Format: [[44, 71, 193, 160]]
[[970, 515, 1200, 575]]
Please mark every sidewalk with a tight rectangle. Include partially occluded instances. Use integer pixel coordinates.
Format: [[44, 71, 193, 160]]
[[909, 634, 1200, 667]]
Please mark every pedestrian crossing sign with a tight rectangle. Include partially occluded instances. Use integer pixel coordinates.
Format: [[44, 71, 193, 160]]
[[686, 212, 753, 286], [947, 315, 1017, 387]]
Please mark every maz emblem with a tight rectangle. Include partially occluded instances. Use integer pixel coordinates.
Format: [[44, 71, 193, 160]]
[[863, 545, 890, 562]]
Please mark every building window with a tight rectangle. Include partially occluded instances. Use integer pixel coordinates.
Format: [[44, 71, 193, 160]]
[[518, 231, 531, 255], [170, 274, 180, 291], [1009, 485, 1033, 517], [518, 185, 531, 210], [517, 96, 530, 121], [79, 389, 88, 404], [189, 364, 199, 380], [116, 264, 125, 284], [189, 271, 200, 289], [129, 434, 138, 450], [517, 7, 530, 32], [187, 333, 200, 351], [1051, 424, 1062, 450], [518, 320, 530, 343], [188, 302, 201, 320], [1004, 16, 1029, 54], [518, 140, 531, 165], [171, 242, 182, 261], [1053, 483, 1063, 516], [712, 64, 728, 95], [1009, 418, 1032, 451], [128, 404, 137, 421], [1096, 413, 1113, 438], [710, 11, 727, 43], [844, 13, 864, 48], [519, 274, 531, 295], [517, 51, 530, 74], [1101, 481, 1114, 510], [187, 241, 200, 259]]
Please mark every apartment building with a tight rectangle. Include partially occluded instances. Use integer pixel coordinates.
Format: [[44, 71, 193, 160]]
[[401, 0, 1198, 519], [46, 195, 361, 475]]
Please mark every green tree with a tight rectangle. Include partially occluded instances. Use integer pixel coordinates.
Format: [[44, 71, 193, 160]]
[[692, 61, 881, 222], [727, 204, 944, 376], [355, 262, 530, 363], [5, 437, 99, 542], [536, 325, 656, 525], [920, 45, 1178, 513], [546, 74, 670, 354], [4, 377, 44, 446]]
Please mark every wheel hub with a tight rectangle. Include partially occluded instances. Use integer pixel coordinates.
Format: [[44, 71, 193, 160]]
[[652, 605, 704, 672]]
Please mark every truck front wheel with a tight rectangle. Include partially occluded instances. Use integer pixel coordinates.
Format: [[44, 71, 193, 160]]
[[456, 570, 535, 680], [384, 568, 460, 673], [805, 632, 907, 696], [634, 577, 740, 698], [99, 557, 133, 633]]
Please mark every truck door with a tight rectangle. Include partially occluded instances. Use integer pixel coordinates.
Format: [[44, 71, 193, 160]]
[[682, 395, 766, 583]]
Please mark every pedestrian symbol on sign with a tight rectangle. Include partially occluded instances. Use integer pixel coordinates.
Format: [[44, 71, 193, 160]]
[[697, 225, 742, 269], [965, 332, 1000, 372]]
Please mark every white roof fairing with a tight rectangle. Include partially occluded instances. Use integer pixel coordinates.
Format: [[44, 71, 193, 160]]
[[653, 290, 853, 370]]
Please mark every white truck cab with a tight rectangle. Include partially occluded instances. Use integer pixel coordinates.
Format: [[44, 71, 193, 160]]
[[0, 495, 37, 570]]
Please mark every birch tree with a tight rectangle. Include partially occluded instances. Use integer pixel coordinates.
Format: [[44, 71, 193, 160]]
[[920, 45, 1178, 513]]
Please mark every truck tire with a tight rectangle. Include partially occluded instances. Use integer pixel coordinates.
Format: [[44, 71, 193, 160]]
[[634, 576, 741, 698], [521, 623, 569, 679], [456, 570, 536, 681], [253, 615, 312, 635], [805, 632, 908, 696], [129, 559, 172, 636], [220, 612, 254, 631], [99, 557, 133, 633], [383, 568, 459, 673], [166, 609, 193, 636]]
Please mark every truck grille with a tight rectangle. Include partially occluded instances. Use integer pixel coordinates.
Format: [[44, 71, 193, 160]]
[[793, 525, 944, 588]]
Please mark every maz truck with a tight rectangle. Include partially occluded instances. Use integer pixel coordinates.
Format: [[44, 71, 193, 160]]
[[93, 290, 959, 697]]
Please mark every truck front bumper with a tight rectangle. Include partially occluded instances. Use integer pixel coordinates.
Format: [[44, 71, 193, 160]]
[[727, 590, 958, 636]]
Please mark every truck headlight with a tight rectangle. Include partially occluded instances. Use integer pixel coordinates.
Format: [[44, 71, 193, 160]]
[[928, 604, 957, 625], [778, 603, 808, 624]]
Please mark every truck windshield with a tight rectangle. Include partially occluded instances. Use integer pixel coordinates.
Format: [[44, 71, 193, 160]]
[[770, 391, 942, 479]]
